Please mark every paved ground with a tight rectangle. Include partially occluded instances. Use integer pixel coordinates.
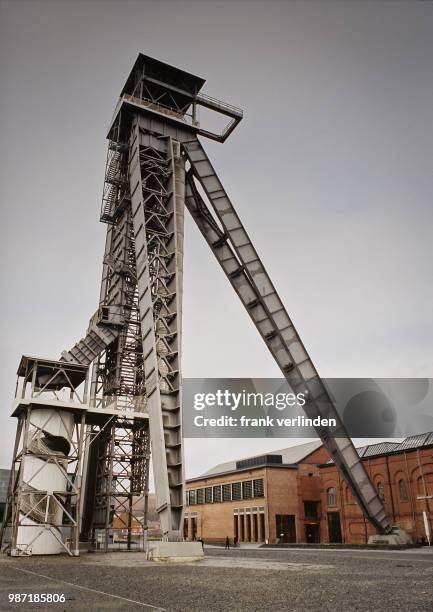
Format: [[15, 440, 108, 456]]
[[0, 546, 432, 611]]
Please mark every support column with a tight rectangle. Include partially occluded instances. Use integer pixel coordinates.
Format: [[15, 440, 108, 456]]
[[128, 118, 184, 540]]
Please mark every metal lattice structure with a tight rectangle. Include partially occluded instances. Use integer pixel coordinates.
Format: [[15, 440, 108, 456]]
[[2, 55, 391, 555]]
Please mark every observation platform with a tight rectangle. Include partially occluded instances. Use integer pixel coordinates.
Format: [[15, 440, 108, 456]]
[[108, 53, 243, 144]]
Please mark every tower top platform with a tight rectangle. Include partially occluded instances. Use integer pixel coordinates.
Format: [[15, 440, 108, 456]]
[[121, 53, 206, 107], [108, 53, 243, 144]]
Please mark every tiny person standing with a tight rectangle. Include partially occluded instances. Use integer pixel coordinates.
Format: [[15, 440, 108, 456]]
[[225, 536, 230, 549]]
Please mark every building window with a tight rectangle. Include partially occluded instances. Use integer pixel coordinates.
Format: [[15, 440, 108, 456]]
[[242, 480, 253, 499], [189, 490, 197, 505], [377, 482, 385, 501], [205, 487, 213, 504], [213, 485, 222, 503], [304, 501, 319, 519], [196, 488, 204, 505], [327, 487, 337, 507], [398, 479, 408, 502], [416, 474, 433, 497], [223, 483, 232, 502], [232, 482, 242, 501], [253, 478, 264, 498]]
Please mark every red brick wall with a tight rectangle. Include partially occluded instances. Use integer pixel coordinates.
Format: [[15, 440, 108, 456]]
[[265, 468, 298, 543], [295, 447, 328, 542], [320, 447, 433, 543]]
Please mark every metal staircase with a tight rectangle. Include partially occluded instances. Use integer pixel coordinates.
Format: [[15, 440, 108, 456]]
[[61, 310, 120, 366]]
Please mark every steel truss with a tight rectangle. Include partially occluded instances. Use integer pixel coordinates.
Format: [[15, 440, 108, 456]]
[[79, 144, 151, 549], [90, 416, 149, 551]]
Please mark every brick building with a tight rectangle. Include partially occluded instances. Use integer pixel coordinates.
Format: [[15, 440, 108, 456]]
[[319, 433, 433, 544], [185, 440, 329, 545], [185, 432, 433, 545]]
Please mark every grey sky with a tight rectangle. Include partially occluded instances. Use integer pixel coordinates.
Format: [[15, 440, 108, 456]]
[[0, 0, 432, 476]]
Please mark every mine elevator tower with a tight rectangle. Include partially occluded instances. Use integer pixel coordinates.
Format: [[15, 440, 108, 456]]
[[1, 55, 390, 556]]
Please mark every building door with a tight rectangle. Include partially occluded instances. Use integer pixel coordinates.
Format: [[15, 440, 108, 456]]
[[305, 524, 320, 543], [234, 515, 238, 541], [276, 514, 296, 543], [246, 514, 251, 541], [240, 514, 245, 541], [184, 518, 188, 540], [252, 513, 258, 542], [327, 512, 342, 543], [191, 516, 197, 541], [259, 513, 265, 542]]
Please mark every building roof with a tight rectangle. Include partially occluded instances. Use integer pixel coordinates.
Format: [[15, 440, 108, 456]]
[[196, 440, 323, 480], [188, 432, 433, 482], [121, 53, 206, 99], [356, 441, 401, 458], [321, 431, 433, 466]]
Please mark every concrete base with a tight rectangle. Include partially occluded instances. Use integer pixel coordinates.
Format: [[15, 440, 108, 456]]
[[368, 527, 413, 546], [149, 541, 204, 562]]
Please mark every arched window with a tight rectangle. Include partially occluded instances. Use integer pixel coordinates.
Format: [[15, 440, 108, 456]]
[[327, 487, 337, 506], [398, 479, 408, 502], [417, 473, 433, 498], [377, 482, 385, 501]]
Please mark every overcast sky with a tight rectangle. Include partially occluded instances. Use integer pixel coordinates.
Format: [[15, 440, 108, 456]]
[[0, 0, 432, 476]]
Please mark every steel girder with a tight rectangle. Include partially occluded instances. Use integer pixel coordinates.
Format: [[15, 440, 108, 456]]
[[182, 138, 390, 534], [128, 117, 184, 538]]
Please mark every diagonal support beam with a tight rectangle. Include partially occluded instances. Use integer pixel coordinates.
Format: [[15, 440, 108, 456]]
[[183, 139, 390, 534]]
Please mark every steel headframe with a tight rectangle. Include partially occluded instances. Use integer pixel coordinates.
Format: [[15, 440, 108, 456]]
[[57, 53, 390, 547]]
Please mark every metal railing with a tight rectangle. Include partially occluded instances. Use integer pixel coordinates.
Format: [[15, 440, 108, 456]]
[[196, 92, 243, 117], [122, 94, 197, 126]]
